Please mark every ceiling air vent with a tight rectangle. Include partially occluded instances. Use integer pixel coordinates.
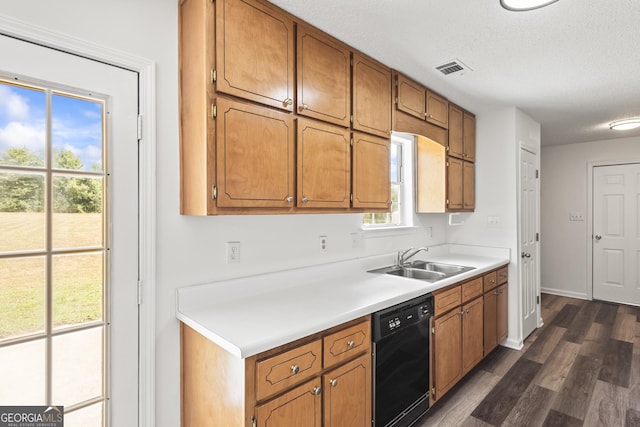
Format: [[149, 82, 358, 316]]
[[436, 59, 472, 76]]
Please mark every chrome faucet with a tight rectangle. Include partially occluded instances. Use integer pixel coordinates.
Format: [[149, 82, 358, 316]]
[[396, 247, 429, 267]]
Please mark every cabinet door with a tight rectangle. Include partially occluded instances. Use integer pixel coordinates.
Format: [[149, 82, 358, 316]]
[[216, 0, 295, 111], [448, 105, 464, 159], [255, 379, 322, 427], [433, 309, 462, 399], [216, 97, 295, 208], [352, 53, 391, 138], [425, 90, 449, 129], [462, 297, 484, 375], [297, 118, 351, 208], [483, 290, 498, 355], [497, 284, 508, 342], [447, 157, 463, 211], [323, 354, 371, 427], [297, 25, 351, 127], [463, 112, 476, 162], [352, 132, 391, 209], [463, 161, 475, 210], [396, 74, 426, 120]]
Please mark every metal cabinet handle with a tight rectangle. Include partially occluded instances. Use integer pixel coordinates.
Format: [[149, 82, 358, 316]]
[[311, 386, 322, 395], [521, 252, 531, 258], [291, 365, 300, 374], [347, 340, 355, 349], [283, 97, 293, 107], [329, 379, 338, 387], [301, 197, 308, 203], [299, 104, 309, 112], [286, 196, 294, 203], [594, 235, 602, 241]]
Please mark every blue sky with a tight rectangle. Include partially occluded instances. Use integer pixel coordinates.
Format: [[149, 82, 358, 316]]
[[0, 82, 103, 171]]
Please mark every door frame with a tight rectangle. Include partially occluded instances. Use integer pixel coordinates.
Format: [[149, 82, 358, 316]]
[[587, 159, 640, 302], [0, 14, 157, 427]]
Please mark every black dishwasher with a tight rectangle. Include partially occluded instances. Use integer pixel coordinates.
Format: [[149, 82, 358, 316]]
[[372, 294, 433, 427]]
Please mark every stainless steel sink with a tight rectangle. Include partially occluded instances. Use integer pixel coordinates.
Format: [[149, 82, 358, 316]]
[[408, 261, 475, 275], [385, 268, 446, 281], [368, 261, 475, 282]]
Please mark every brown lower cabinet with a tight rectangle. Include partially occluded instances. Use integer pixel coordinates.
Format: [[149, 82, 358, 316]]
[[181, 316, 371, 427], [484, 267, 509, 355], [432, 266, 508, 403]]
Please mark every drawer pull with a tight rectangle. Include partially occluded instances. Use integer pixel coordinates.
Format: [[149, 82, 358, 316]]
[[312, 386, 322, 395], [299, 104, 309, 112], [329, 379, 338, 387], [283, 97, 293, 107], [291, 364, 300, 375], [347, 340, 355, 349]]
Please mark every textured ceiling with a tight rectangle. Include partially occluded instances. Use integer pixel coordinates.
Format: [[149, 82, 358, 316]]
[[268, 0, 640, 146]]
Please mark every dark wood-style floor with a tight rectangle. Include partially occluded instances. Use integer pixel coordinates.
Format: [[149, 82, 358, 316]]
[[417, 293, 640, 426]]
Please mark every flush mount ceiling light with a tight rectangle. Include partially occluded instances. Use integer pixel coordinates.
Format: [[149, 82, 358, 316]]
[[500, 0, 559, 11], [609, 119, 640, 131]]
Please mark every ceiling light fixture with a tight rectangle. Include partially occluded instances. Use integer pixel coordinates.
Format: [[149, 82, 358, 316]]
[[500, 0, 559, 11], [609, 119, 640, 131]]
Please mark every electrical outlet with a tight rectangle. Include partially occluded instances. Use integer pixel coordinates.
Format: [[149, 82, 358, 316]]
[[226, 241, 241, 263], [487, 216, 501, 226], [350, 232, 360, 249], [319, 235, 328, 252]]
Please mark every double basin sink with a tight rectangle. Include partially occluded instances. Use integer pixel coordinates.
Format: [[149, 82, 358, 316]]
[[369, 260, 475, 282]]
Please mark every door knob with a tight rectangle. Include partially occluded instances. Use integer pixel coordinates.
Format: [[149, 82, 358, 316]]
[[594, 235, 602, 241]]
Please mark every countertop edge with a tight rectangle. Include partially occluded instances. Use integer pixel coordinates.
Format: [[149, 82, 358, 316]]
[[176, 249, 510, 359]]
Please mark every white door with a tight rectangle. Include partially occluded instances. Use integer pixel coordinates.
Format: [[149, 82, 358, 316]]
[[593, 163, 640, 305], [520, 148, 539, 338], [0, 35, 139, 426]]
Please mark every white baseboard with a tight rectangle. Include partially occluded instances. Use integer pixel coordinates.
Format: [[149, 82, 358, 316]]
[[541, 287, 589, 301], [501, 337, 523, 351]]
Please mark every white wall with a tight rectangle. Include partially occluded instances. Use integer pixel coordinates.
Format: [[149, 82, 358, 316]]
[[541, 136, 640, 298], [0, 3, 450, 426]]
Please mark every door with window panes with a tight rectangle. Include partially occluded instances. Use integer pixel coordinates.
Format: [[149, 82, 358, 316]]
[[0, 34, 139, 426]]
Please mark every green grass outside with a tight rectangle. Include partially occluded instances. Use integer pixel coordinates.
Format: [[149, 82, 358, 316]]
[[0, 212, 103, 340]]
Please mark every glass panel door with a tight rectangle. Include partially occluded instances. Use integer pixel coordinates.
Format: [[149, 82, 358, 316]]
[[0, 79, 107, 425]]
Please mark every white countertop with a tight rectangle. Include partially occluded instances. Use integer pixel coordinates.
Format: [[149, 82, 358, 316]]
[[176, 244, 510, 358]]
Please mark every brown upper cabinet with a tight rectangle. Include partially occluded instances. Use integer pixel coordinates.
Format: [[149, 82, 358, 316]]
[[448, 104, 476, 162], [352, 132, 392, 209], [297, 24, 351, 127], [215, 96, 295, 208], [396, 74, 449, 129], [352, 53, 392, 138], [447, 157, 475, 212], [297, 118, 351, 209], [215, 0, 295, 111]]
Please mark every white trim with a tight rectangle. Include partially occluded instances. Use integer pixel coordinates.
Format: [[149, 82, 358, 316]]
[[0, 13, 157, 427], [540, 287, 589, 300], [586, 158, 640, 304]]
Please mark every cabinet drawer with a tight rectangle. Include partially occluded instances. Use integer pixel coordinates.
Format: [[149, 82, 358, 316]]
[[483, 271, 498, 293], [323, 319, 370, 368], [434, 285, 462, 317], [497, 267, 508, 285], [256, 339, 322, 401], [461, 277, 483, 303]]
